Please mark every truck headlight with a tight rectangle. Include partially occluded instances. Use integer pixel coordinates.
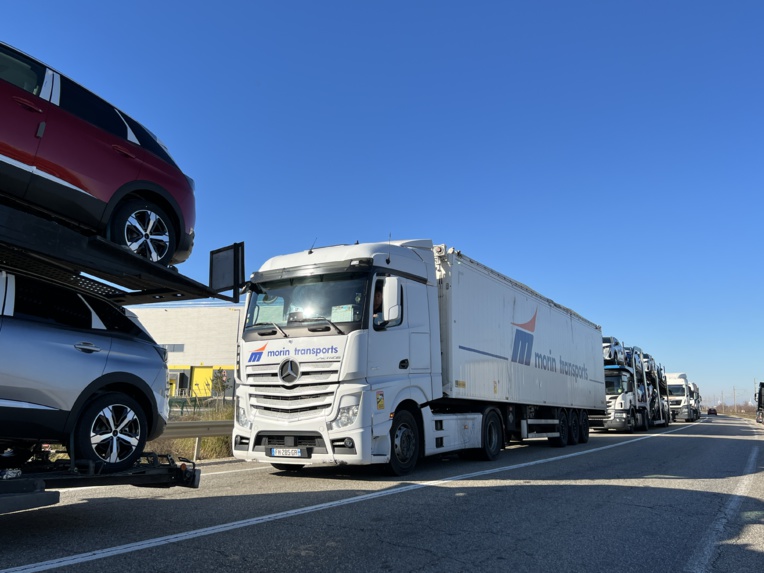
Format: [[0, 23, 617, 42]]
[[236, 398, 254, 429], [328, 395, 360, 431]]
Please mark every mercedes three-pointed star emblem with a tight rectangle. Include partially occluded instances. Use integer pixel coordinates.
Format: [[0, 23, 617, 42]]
[[279, 359, 300, 384]]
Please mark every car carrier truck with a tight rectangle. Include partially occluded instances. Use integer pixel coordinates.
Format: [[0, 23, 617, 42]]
[[591, 346, 669, 432], [232, 239, 606, 475], [0, 202, 244, 512]]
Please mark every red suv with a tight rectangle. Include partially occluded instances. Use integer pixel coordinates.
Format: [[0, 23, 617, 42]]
[[0, 42, 194, 266]]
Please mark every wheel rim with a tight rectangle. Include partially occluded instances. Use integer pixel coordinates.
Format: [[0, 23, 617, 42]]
[[393, 421, 416, 464], [89, 404, 142, 464], [123, 209, 171, 262]]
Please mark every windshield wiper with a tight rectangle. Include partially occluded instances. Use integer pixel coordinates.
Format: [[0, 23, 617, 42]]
[[252, 322, 289, 338], [293, 317, 345, 335]]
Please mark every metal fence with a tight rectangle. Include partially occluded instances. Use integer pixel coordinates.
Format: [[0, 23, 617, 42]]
[[161, 420, 234, 461]]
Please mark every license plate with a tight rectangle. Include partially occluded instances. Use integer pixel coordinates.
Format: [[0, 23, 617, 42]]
[[271, 448, 302, 458]]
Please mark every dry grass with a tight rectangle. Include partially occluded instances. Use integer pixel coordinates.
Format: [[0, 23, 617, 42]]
[[148, 401, 234, 461]]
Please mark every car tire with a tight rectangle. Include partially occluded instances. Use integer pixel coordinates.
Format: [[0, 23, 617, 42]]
[[73, 392, 148, 473], [109, 198, 177, 265]]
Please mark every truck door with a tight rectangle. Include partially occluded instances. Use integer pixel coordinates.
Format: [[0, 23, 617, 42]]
[[367, 276, 432, 400]]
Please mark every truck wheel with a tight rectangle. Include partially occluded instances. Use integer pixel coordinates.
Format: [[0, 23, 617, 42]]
[[109, 199, 177, 266], [549, 409, 569, 447], [386, 409, 419, 476], [73, 393, 147, 473], [579, 411, 590, 443], [626, 410, 636, 434], [479, 410, 503, 461], [640, 410, 650, 432], [567, 409, 580, 445]]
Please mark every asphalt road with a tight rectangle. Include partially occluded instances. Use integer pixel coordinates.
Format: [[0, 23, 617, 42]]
[[2, 415, 762, 573]]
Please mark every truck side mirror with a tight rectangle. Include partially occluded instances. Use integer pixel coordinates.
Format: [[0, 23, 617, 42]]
[[382, 277, 402, 323]]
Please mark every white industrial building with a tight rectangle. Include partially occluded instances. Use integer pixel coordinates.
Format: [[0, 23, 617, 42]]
[[131, 301, 244, 398]]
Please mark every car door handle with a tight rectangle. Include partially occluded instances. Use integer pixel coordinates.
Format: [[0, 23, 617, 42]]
[[75, 342, 102, 353], [112, 145, 136, 159], [12, 96, 43, 113]]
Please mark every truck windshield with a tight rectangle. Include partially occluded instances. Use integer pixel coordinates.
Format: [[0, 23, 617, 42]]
[[244, 272, 369, 337], [668, 385, 686, 397], [605, 375, 630, 396]]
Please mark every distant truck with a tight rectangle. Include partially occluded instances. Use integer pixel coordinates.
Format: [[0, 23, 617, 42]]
[[590, 345, 669, 432], [666, 373, 699, 422], [756, 382, 764, 423], [232, 240, 606, 475]]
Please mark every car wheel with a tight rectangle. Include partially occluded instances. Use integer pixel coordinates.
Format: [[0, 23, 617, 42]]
[[109, 199, 177, 265], [73, 393, 147, 473]]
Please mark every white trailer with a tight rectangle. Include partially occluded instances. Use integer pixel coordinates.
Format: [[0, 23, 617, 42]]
[[232, 240, 606, 475]]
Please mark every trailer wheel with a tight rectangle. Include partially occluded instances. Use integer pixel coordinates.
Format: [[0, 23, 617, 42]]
[[73, 393, 147, 473], [479, 410, 503, 461], [109, 198, 177, 266], [579, 411, 590, 443], [567, 409, 580, 445], [386, 409, 419, 476], [549, 409, 569, 447]]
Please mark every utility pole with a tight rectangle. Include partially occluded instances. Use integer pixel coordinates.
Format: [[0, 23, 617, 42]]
[[734, 387, 737, 413]]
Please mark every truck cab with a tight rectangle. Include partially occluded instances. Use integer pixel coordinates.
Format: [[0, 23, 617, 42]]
[[666, 374, 698, 422]]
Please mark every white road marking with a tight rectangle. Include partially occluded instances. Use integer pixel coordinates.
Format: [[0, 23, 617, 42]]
[[0, 423, 701, 573]]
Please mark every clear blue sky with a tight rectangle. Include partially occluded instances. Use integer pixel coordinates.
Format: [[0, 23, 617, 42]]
[[5, 2, 762, 405]]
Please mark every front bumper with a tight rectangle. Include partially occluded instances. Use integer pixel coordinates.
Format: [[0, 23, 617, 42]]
[[232, 420, 380, 466]]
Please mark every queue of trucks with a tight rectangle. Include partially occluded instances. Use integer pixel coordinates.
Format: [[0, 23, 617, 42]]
[[231, 239, 692, 475], [1, 230, 703, 512]]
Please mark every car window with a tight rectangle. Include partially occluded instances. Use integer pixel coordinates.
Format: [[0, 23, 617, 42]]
[[58, 75, 127, 139], [84, 295, 153, 341], [0, 44, 45, 95], [12, 275, 92, 329], [121, 113, 178, 168]]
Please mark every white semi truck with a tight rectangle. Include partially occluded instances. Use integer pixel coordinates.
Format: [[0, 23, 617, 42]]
[[232, 240, 606, 475], [666, 373, 699, 422]]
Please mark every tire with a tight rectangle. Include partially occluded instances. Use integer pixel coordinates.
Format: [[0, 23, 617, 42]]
[[271, 463, 305, 472], [626, 409, 636, 434], [109, 198, 177, 265], [567, 409, 580, 446], [386, 409, 420, 476], [579, 411, 590, 443], [549, 409, 569, 447], [479, 410, 503, 461], [640, 410, 650, 432], [73, 393, 147, 473]]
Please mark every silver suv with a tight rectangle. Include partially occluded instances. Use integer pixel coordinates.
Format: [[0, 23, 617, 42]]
[[0, 270, 169, 472]]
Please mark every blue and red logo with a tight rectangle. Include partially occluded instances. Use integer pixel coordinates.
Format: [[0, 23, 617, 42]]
[[248, 344, 267, 363], [510, 309, 537, 366]]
